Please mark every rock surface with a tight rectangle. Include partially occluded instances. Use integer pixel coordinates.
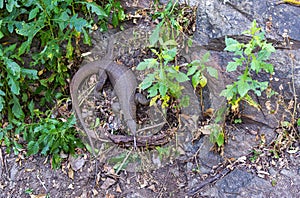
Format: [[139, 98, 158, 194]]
[[194, 0, 300, 50], [187, 1, 300, 197]]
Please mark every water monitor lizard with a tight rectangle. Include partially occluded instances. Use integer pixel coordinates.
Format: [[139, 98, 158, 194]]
[[70, 38, 147, 155]]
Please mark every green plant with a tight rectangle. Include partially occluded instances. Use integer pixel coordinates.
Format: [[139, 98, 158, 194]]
[[187, 52, 218, 89], [271, 179, 277, 186], [99, 0, 125, 31], [207, 106, 227, 147], [137, 46, 189, 108], [0, 44, 38, 154], [249, 149, 262, 163], [150, 0, 181, 45], [0, 0, 119, 164], [25, 188, 33, 195], [138, 1, 217, 108], [22, 111, 84, 169], [137, 41, 217, 108], [156, 146, 171, 161], [150, 0, 195, 47], [108, 152, 139, 172], [220, 20, 275, 112], [297, 118, 300, 126]]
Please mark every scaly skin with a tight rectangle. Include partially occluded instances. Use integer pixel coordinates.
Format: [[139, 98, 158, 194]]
[[70, 56, 139, 154]]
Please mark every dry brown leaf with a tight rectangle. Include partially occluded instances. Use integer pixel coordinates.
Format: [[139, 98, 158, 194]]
[[68, 168, 74, 180], [30, 194, 47, 198], [116, 184, 122, 193], [69, 155, 86, 171], [105, 194, 115, 198], [101, 178, 116, 190], [92, 188, 99, 196]]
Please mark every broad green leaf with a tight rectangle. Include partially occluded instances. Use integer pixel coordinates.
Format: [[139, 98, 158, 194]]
[[5, 59, 20, 77], [8, 74, 20, 95], [297, 118, 300, 126], [216, 132, 224, 147], [150, 22, 162, 46], [192, 70, 200, 89], [66, 38, 73, 59], [159, 82, 168, 97], [258, 81, 269, 91], [27, 141, 40, 155], [206, 66, 218, 79], [187, 66, 197, 76], [112, 12, 118, 28], [29, 7, 39, 20], [0, 0, 3, 9], [148, 83, 159, 97], [0, 31, 3, 40], [82, 28, 91, 45], [57, 10, 70, 30], [226, 61, 239, 72], [162, 47, 177, 62], [244, 43, 253, 56], [173, 71, 189, 83], [187, 38, 193, 47], [16, 20, 44, 38], [163, 39, 177, 47], [224, 37, 241, 52], [28, 100, 34, 117], [257, 44, 275, 61], [81, 1, 107, 17], [243, 20, 260, 35], [18, 40, 31, 56], [136, 59, 158, 70], [21, 68, 38, 80], [199, 75, 207, 88], [168, 81, 182, 98], [6, 0, 18, 12], [220, 84, 236, 100], [4, 43, 16, 54], [118, 9, 125, 21], [70, 15, 87, 32], [190, 59, 201, 67], [140, 73, 155, 90], [141, 80, 153, 90], [12, 95, 24, 119], [136, 62, 148, 71], [250, 56, 261, 73], [237, 80, 250, 97], [0, 95, 4, 112], [201, 52, 210, 63]]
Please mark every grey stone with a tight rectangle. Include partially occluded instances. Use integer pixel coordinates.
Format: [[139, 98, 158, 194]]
[[216, 169, 254, 195], [196, 136, 223, 173], [194, 0, 300, 50]]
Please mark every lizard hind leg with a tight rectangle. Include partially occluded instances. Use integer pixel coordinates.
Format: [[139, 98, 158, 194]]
[[94, 69, 108, 99]]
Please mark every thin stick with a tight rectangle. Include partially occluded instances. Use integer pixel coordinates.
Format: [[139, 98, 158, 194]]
[[116, 149, 132, 174], [37, 171, 48, 192], [137, 122, 166, 133]]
